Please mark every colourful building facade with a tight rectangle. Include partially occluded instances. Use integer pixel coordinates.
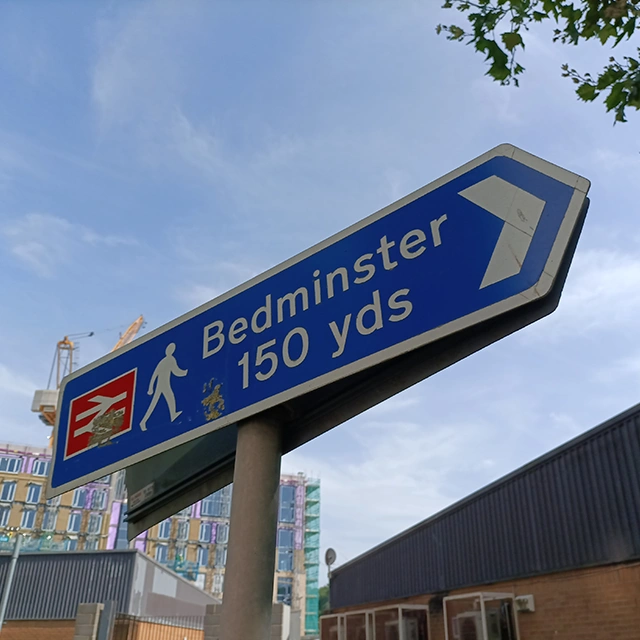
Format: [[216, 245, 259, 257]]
[[0, 443, 320, 637]]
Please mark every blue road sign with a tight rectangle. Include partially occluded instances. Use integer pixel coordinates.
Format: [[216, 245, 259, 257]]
[[48, 144, 590, 496]]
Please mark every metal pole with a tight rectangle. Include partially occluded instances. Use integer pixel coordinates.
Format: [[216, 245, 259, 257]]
[[0, 534, 22, 631], [220, 413, 282, 640]]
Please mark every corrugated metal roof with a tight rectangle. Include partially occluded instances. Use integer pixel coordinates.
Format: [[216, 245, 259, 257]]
[[331, 402, 640, 609], [0, 550, 135, 619]]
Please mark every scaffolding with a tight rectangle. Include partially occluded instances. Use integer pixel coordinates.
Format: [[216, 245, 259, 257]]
[[304, 478, 320, 635]]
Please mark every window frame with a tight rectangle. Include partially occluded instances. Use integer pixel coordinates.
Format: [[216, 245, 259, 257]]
[[214, 544, 227, 568], [91, 489, 107, 511], [32, 459, 50, 476], [26, 484, 42, 505], [278, 485, 296, 523], [176, 519, 189, 541], [212, 572, 224, 593], [277, 528, 295, 572], [277, 576, 293, 605], [155, 544, 168, 563], [42, 507, 58, 532], [72, 488, 86, 508], [20, 508, 36, 530], [67, 511, 82, 533], [85, 536, 99, 551], [88, 512, 103, 534], [0, 481, 16, 503], [216, 523, 229, 544], [157, 519, 171, 540], [197, 545, 209, 567], [199, 521, 212, 543], [0, 456, 22, 474]]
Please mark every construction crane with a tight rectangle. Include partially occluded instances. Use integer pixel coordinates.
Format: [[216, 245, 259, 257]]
[[31, 315, 145, 429]]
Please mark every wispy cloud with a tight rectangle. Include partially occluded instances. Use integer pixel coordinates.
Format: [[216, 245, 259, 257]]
[[0, 364, 36, 398], [177, 284, 224, 309], [2, 213, 138, 278], [0, 146, 32, 190], [593, 351, 640, 386], [283, 406, 521, 564], [524, 247, 640, 340], [92, 1, 204, 133], [284, 418, 467, 561]]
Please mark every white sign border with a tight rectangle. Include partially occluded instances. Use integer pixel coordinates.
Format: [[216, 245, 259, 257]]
[[47, 143, 590, 498]]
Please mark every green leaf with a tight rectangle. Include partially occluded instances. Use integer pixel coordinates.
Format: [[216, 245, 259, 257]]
[[532, 11, 547, 22], [501, 31, 523, 51], [605, 83, 627, 111], [448, 25, 466, 40], [488, 62, 511, 82], [598, 23, 617, 45], [576, 83, 598, 102]]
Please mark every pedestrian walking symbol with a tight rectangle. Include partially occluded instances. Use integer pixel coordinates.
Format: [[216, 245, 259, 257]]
[[140, 343, 188, 431]]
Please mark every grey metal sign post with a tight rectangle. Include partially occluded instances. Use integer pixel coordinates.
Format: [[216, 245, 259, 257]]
[[219, 413, 282, 639]]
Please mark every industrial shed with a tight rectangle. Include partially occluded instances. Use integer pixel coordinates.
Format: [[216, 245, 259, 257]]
[[0, 549, 218, 620], [323, 402, 640, 640]]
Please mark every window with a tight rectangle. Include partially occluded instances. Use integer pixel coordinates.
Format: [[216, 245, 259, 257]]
[[85, 537, 99, 551], [277, 577, 293, 605], [26, 484, 41, 504], [178, 506, 192, 518], [155, 544, 168, 563], [42, 508, 57, 532], [177, 520, 189, 540], [277, 529, 294, 572], [158, 519, 171, 539], [0, 457, 22, 474], [201, 495, 216, 517], [72, 488, 86, 508], [115, 504, 129, 550], [96, 475, 111, 484], [214, 545, 227, 568], [199, 521, 212, 543], [216, 523, 229, 544], [67, 511, 82, 533], [91, 489, 107, 511], [114, 471, 126, 501], [46, 495, 61, 507], [20, 508, 35, 529], [197, 546, 209, 567], [88, 512, 102, 534], [279, 485, 295, 523], [0, 505, 10, 527], [32, 459, 50, 476], [1, 482, 16, 502], [65, 537, 78, 551], [201, 486, 232, 517], [212, 572, 224, 594]]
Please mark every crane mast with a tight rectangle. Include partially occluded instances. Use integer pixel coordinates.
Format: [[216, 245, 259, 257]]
[[32, 316, 145, 432]]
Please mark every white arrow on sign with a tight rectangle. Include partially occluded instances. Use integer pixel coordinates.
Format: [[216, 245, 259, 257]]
[[459, 176, 546, 289]]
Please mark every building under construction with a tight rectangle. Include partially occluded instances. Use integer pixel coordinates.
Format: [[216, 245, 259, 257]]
[[0, 443, 321, 638]]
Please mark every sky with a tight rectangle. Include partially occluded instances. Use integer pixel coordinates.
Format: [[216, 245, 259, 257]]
[[1, 0, 640, 575]]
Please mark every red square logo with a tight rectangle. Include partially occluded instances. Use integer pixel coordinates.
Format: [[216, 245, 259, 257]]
[[65, 370, 137, 459]]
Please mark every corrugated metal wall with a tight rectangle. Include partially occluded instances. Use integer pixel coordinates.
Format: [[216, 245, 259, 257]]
[[331, 403, 640, 609], [0, 550, 135, 619]]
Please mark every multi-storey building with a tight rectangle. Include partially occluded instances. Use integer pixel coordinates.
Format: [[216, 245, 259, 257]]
[[0, 443, 112, 552], [0, 443, 320, 637]]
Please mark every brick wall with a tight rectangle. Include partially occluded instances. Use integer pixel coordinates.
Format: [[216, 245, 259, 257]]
[[0, 620, 75, 640], [327, 561, 640, 640], [112, 619, 204, 640]]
